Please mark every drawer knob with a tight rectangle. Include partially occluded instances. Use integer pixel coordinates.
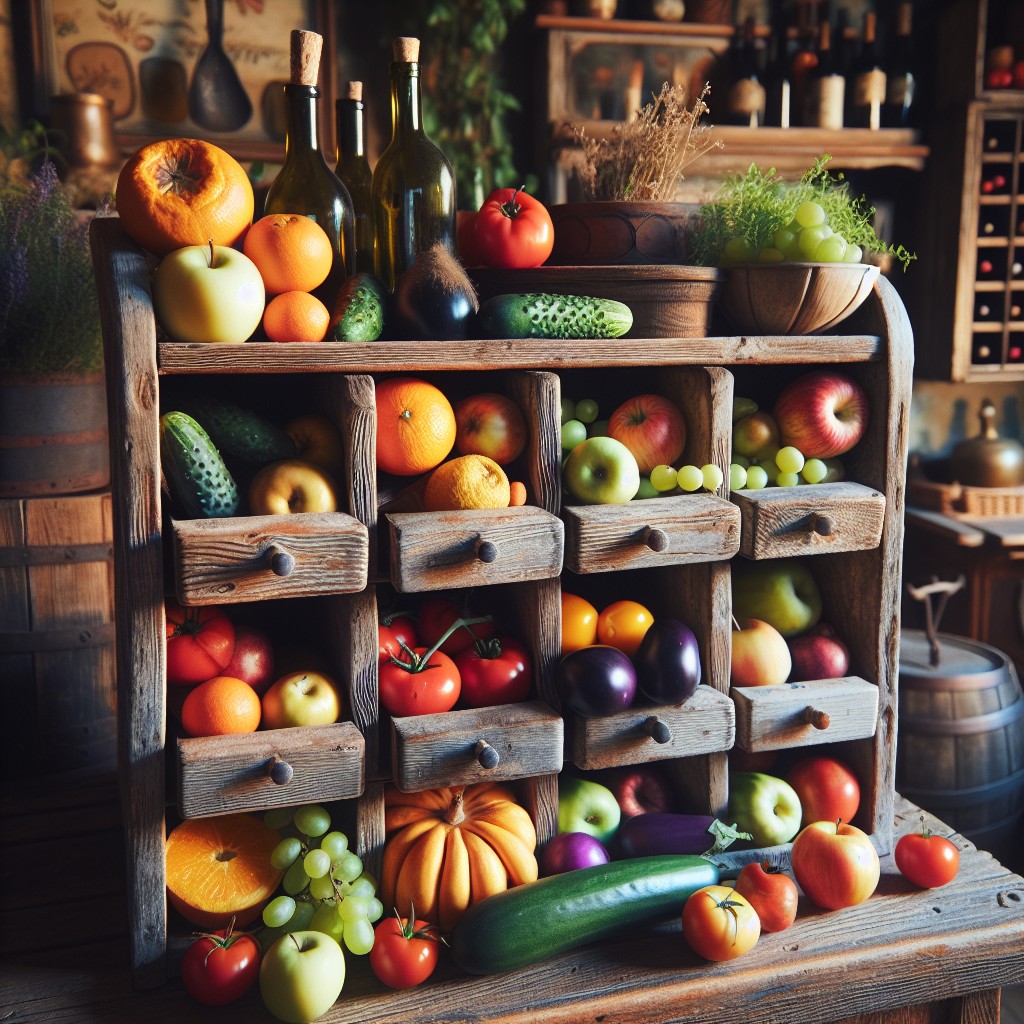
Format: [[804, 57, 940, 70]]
[[475, 538, 498, 563], [266, 544, 296, 576], [474, 739, 500, 770], [642, 526, 670, 552], [643, 716, 672, 744], [268, 755, 294, 785], [809, 514, 834, 537], [802, 706, 831, 730]]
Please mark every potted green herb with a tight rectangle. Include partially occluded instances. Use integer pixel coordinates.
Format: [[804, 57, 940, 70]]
[[0, 127, 108, 496]]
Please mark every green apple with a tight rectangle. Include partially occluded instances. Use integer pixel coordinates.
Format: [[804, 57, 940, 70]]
[[728, 771, 803, 848], [732, 411, 780, 459], [259, 929, 345, 1023], [730, 617, 792, 686], [153, 242, 265, 344], [261, 671, 342, 729], [563, 436, 640, 505], [558, 776, 621, 846], [732, 558, 823, 638]]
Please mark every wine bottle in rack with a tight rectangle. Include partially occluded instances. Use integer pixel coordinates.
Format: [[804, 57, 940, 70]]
[[882, 1, 917, 129], [725, 16, 766, 127], [850, 11, 886, 130], [335, 80, 375, 276], [789, 0, 820, 127], [763, 12, 793, 128], [977, 251, 1008, 280], [980, 171, 1010, 195], [808, 17, 845, 130]]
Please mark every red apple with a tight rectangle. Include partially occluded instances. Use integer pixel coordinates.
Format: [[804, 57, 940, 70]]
[[602, 765, 675, 819], [607, 393, 687, 474], [786, 754, 861, 828], [734, 860, 799, 932], [731, 617, 793, 687], [788, 623, 851, 682], [453, 392, 528, 466], [222, 624, 276, 694], [790, 819, 880, 910], [773, 371, 869, 459]]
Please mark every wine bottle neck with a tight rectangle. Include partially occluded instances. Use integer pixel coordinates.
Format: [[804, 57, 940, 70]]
[[390, 61, 423, 135], [283, 84, 322, 157], [337, 98, 366, 159]]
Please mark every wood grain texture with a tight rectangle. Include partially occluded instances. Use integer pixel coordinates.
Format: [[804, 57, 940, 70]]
[[507, 370, 562, 516]]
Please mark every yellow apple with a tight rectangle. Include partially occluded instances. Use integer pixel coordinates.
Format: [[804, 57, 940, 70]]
[[261, 670, 342, 729], [248, 459, 338, 515], [285, 414, 345, 476], [730, 617, 792, 686]]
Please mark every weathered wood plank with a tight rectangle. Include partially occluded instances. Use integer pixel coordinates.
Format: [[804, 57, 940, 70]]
[[507, 370, 562, 516]]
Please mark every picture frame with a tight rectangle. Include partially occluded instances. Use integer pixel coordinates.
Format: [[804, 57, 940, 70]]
[[24, 0, 336, 162]]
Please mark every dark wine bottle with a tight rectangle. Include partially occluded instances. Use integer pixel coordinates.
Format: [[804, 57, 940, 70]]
[[335, 80, 375, 276], [371, 36, 457, 292], [764, 10, 793, 128], [264, 30, 355, 301], [725, 17, 766, 127], [789, 0, 820, 127], [808, 18, 845, 130], [882, 2, 917, 128], [850, 11, 886, 130]]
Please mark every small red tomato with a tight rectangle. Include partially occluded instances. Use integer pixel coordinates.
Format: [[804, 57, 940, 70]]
[[165, 598, 235, 687], [682, 885, 760, 962], [416, 596, 495, 656], [733, 860, 799, 933], [369, 912, 441, 990], [180, 923, 260, 1005], [378, 645, 461, 717], [455, 635, 533, 708], [473, 187, 555, 270], [379, 612, 418, 663], [895, 830, 960, 888]]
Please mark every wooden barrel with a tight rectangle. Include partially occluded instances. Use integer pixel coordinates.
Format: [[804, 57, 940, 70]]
[[0, 493, 117, 777], [897, 630, 1024, 851]]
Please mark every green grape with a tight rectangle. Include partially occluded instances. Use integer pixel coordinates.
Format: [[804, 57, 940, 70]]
[[775, 446, 806, 474], [560, 397, 575, 424], [587, 418, 609, 438], [676, 464, 704, 492], [732, 396, 758, 421], [343, 916, 375, 955], [722, 236, 757, 264], [310, 903, 345, 943], [731, 453, 750, 468], [650, 464, 678, 491], [744, 464, 769, 489], [262, 894, 297, 929], [776, 471, 801, 487], [271, 836, 303, 871], [339, 895, 371, 922], [350, 875, 376, 899], [283, 858, 311, 896], [772, 226, 799, 256], [701, 464, 724, 492], [304, 848, 332, 880], [729, 463, 747, 490], [367, 896, 384, 922], [634, 476, 659, 499], [320, 831, 349, 860], [844, 243, 864, 264], [798, 223, 833, 258], [823, 457, 845, 482], [795, 201, 826, 228], [309, 872, 336, 901], [264, 807, 294, 831], [758, 246, 786, 262], [290, 901, 316, 931], [334, 850, 364, 883], [293, 804, 332, 838], [575, 398, 599, 424], [814, 234, 848, 263], [758, 456, 781, 484], [561, 418, 587, 451], [802, 458, 828, 483]]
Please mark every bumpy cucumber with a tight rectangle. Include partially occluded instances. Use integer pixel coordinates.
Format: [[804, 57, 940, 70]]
[[180, 397, 296, 467], [448, 854, 718, 975], [330, 272, 387, 342], [477, 292, 633, 339], [159, 411, 239, 519]]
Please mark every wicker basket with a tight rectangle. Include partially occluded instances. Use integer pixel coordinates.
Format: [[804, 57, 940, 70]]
[[907, 476, 1024, 517]]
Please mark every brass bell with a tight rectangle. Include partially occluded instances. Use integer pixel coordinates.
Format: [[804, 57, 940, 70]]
[[950, 398, 1024, 488]]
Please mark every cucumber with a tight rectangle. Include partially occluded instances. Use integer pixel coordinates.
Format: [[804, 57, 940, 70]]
[[179, 397, 296, 467], [448, 854, 717, 975], [329, 272, 387, 342], [159, 411, 239, 519], [477, 293, 633, 340]]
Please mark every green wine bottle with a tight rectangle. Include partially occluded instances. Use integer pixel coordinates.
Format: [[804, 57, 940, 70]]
[[371, 37, 456, 292], [264, 30, 354, 302], [335, 80, 375, 277]]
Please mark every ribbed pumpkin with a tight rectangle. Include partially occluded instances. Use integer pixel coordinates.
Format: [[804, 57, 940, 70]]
[[381, 783, 538, 931]]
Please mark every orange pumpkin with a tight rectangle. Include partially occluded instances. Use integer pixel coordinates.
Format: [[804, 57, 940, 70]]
[[115, 138, 254, 258], [381, 783, 538, 931]]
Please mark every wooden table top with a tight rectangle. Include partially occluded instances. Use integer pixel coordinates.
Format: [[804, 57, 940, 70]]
[[906, 505, 1024, 548]]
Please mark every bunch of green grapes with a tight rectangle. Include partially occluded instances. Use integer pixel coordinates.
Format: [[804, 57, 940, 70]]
[[722, 201, 865, 266], [560, 396, 605, 453], [261, 803, 383, 956], [730, 445, 833, 490]]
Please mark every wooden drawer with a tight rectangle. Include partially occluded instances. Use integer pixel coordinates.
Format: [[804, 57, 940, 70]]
[[391, 701, 564, 791], [731, 676, 880, 752], [175, 721, 365, 818], [569, 686, 735, 770], [730, 481, 886, 560]]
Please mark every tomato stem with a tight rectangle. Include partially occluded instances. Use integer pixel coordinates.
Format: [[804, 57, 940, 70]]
[[389, 615, 492, 674], [498, 185, 527, 220]]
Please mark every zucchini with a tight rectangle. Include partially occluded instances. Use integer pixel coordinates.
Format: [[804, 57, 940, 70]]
[[159, 411, 239, 519], [179, 397, 296, 467], [476, 292, 633, 340], [329, 271, 387, 342], [448, 853, 718, 975]]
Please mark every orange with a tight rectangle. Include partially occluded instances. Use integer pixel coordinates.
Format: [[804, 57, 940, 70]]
[[165, 813, 284, 929], [509, 480, 528, 506], [263, 290, 330, 343], [375, 377, 457, 476], [597, 599, 655, 657], [423, 454, 511, 512], [243, 213, 334, 295], [180, 674, 261, 737], [115, 138, 254, 258]]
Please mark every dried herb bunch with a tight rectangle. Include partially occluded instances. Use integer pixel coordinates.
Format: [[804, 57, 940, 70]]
[[0, 157, 103, 375], [565, 83, 721, 202]]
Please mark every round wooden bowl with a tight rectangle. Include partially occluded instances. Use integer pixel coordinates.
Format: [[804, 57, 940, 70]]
[[718, 262, 881, 335]]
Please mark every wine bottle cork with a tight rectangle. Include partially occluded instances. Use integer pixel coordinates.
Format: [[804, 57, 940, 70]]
[[394, 37, 420, 63], [291, 29, 323, 86], [345, 81, 363, 102]]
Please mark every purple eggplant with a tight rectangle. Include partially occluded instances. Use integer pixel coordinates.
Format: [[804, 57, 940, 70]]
[[615, 811, 717, 858], [556, 645, 637, 717], [633, 618, 701, 705]]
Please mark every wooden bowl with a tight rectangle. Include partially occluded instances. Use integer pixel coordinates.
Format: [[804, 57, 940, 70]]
[[718, 262, 881, 335]]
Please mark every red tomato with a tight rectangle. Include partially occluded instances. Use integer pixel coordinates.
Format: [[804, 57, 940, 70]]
[[369, 913, 441, 990], [561, 591, 599, 655], [786, 755, 860, 828], [682, 885, 760, 962], [165, 599, 235, 687], [473, 187, 555, 270], [416, 596, 494, 656], [733, 860, 799, 933], [379, 612, 418, 663], [180, 925, 260, 1005], [596, 599, 654, 658], [895, 830, 960, 889], [379, 646, 461, 716], [455, 635, 533, 708]]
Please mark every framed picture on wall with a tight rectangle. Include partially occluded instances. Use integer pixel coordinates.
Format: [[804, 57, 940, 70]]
[[24, 0, 336, 162]]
